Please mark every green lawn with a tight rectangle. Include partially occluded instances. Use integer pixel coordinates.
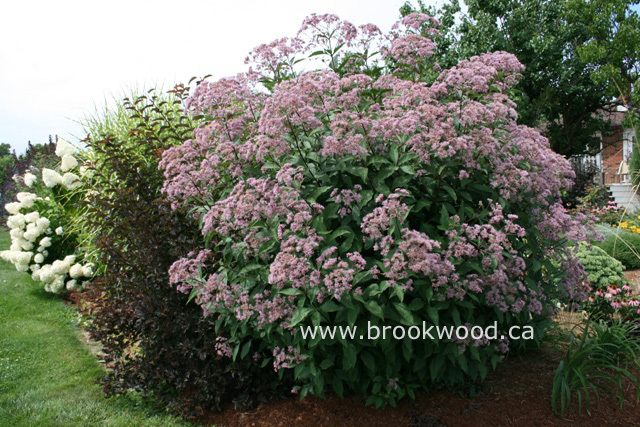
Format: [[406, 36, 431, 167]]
[[0, 231, 196, 427]]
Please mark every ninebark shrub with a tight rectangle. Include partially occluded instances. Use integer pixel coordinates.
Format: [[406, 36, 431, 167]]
[[79, 87, 284, 417], [161, 13, 595, 406]]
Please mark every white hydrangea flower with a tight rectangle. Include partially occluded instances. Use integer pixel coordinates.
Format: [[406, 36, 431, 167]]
[[35, 217, 50, 231], [66, 280, 78, 290], [55, 227, 63, 235], [6, 214, 26, 229], [0, 250, 11, 262], [24, 211, 40, 223], [69, 263, 84, 279], [82, 264, 94, 277], [62, 172, 80, 190], [51, 259, 71, 276], [23, 172, 37, 187], [23, 228, 41, 242], [38, 265, 54, 283], [64, 255, 76, 264], [34, 253, 45, 264], [9, 228, 24, 239], [50, 277, 65, 293], [20, 240, 34, 251], [5, 202, 22, 215], [16, 192, 37, 209], [60, 154, 78, 172], [55, 138, 76, 158], [39, 236, 52, 248], [42, 168, 63, 188]]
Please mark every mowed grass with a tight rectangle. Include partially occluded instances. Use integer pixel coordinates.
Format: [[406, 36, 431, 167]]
[[0, 231, 195, 427]]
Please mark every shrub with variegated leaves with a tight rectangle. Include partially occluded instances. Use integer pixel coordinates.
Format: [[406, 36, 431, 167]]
[[161, 12, 595, 406], [1, 138, 94, 293]]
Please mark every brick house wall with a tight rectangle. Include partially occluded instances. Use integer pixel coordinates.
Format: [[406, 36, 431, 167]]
[[601, 126, 625, 185]]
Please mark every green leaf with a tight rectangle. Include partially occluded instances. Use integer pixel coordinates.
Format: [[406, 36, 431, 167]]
[[365, 300, 385, 319], [343, 344, 357, 370], [439, 205, 449, 227], [240, 341, 251, 359], [279, 288, 303, 296], [426, 306, 439, 326], [289, 307, 313, 327], [430, 354, 445, 381], [320, 300, 341, 312], [332, 375, 344, 396], [320, 358, 334, 369], [393, 302, 414, 325], [361, 351, 376, 374]]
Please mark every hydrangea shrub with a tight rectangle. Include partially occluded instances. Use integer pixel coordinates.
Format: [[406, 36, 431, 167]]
[[1, 138, 93, 293], [161, 13, 594, 405]]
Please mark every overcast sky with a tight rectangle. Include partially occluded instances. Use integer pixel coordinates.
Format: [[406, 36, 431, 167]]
[[0, 0, 422, 155]]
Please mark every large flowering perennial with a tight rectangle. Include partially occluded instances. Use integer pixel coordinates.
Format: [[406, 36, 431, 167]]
[[1, 138, 94, 293], [161, 13, 594, 404]]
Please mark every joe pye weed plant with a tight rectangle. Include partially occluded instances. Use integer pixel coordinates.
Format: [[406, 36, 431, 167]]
[[162, 12, 597, 406]]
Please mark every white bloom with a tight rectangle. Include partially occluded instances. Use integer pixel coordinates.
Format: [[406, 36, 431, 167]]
[[38, 265, 54, 283], [23, 228, 41, 242], [32, 270, 41, 281], [51, 259, 71, 276], [5, 202, 22, 215], [39, 237, 52, 248], [62, 172, 80, 190], [50, 277, 65, 293], [2, 250, 33, 270], [60, 154, 78, 172], [35, 217, 50, 231], [25, 211, 40, 223], [55, 227, 63, 235], [23, 172, 37, 187], [19, 240, 33, 251], [9, 228, 24, 239], [42, 168, 62, 188], [64, 255, 76, 264], [16, 263, 30, 272], [66, 280, 78, 290], [6, 214, 26, 229], [0, 250, 11, 262], [16, 251, 32, 265], [16, 192, 37, 208], [82, 264, 94, 277], [69, 263, 84, 279], [55, 138, 76, 158], [34, 253, 44, 264]]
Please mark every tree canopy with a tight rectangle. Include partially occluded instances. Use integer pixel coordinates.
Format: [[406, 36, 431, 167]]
[[401, 0, 639, 156]]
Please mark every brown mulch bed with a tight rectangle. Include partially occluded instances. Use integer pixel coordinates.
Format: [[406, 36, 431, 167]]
[[202, 346, 640, 427]]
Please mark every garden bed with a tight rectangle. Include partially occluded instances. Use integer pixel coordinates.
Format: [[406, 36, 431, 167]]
[[203, 346, 639, 427]]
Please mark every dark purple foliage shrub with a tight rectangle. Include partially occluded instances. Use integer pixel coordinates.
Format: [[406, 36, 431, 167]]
[[79, 86, 285, 418]]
